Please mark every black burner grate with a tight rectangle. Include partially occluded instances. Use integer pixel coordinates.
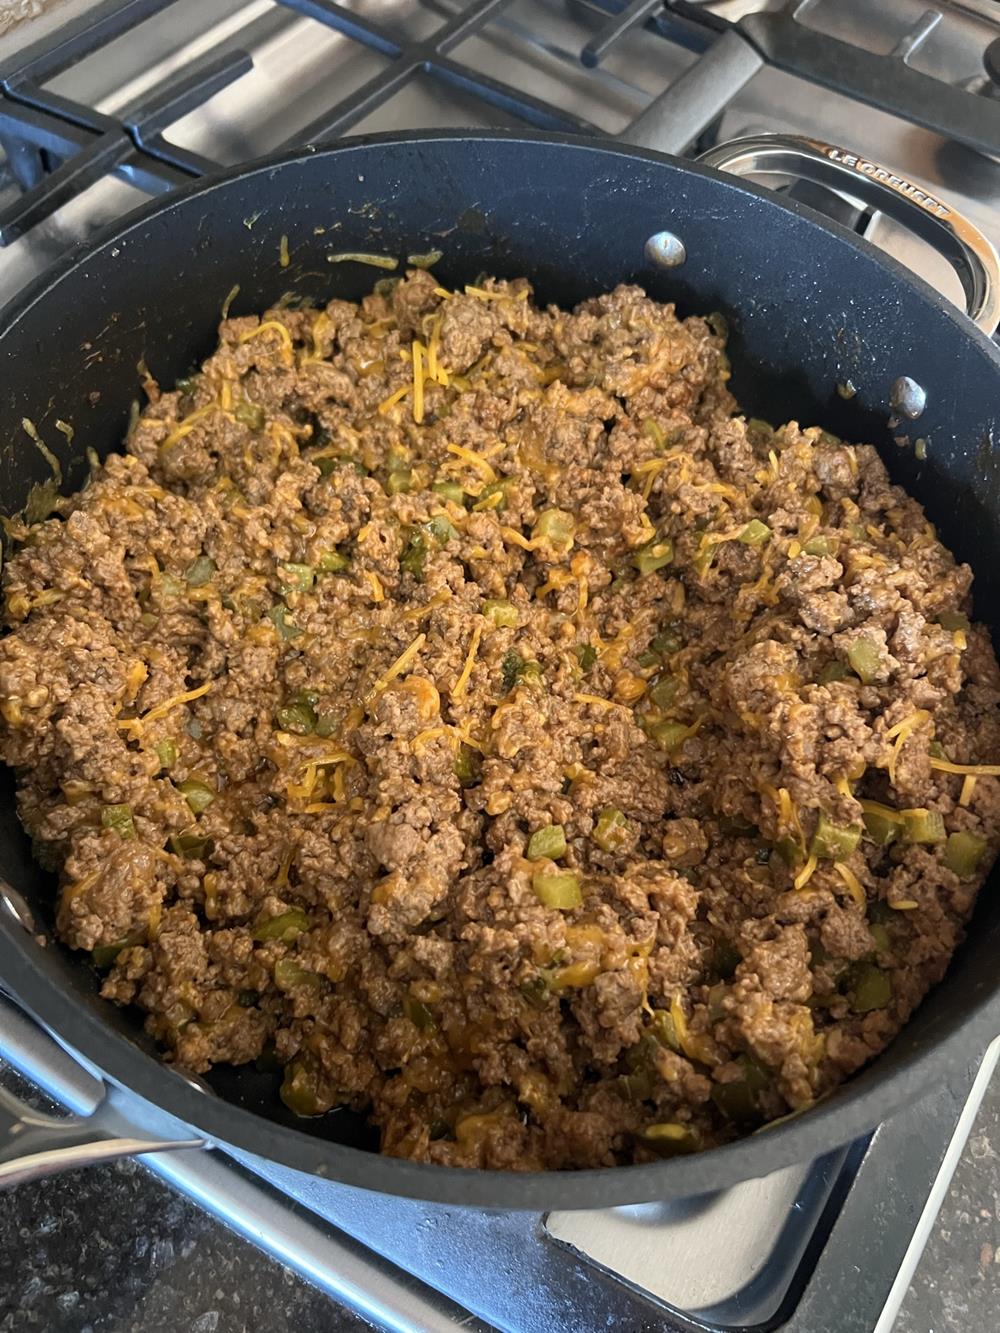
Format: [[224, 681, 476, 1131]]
[[0, 0, 678, 246], [1, 0, 998, 249]]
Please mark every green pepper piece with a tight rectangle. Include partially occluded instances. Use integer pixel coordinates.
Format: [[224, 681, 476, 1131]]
[[847, 636, 880, 684], [279, 562, 315, 594], [154, 739, 178, 771], [592, 806, 629, 853], [519, 974, 550, 1008], [185, 556, 216, 587], [651, 627, 683, 656], [386, 466, 412, 495], [280, 1058, 325, 1116], [426, 514, 459, 546], [253, 907, 310, 942], [810, 812, 862, 861], [869, 923, 891, 953], [943, 830, 988, 877], [453, 743, 482, 788], [532, 509, 576, 556], [482, 599, 518, 628], [901, 808, 946, 845], [649, 720, 691, 752], [169, 831, 213, 860], [403, 994, 437, 1031], [640, 1122, 701, 1156], [178, 778, 214, 814], [101, 803, 135, 840], [618, 1069, 656, 1100], [649, 675, 681, 711], [472, 479, 510, 512], [532, 870, 582, 910], [862, 809, 900, 847], [432, 479, 466, 505], [317, 549, 350, 574], [803, 536, 832, 557], [401, 533, 426, 579], [276, 699, 318, 735], [273, 957, 324, 991], [574, 643, 598, 671], [848, 961, 891, 1012], [774, 837, 802, 866], [737, 519, 770, 546], [519, 660, 543, 688], [641, 418, 666, 447], [634, 537, 674, 576], [527, 824, 567, 861], [92, 940, 129, 969], [267, 604, 301, 640], [711, 1055, 769, 1122], [818, 660, 851, 685], [937, 611, 971, 632], [748, 418, 774, 439], [649, 1009, 680, 1052], [234, 400, 265, 430], [314, 712, 338, 738], [159, 574, 185, 598]]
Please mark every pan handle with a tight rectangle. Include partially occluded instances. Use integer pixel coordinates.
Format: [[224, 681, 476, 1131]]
[[697, 133, 1000, 338], [0, 991, 204, 1189]]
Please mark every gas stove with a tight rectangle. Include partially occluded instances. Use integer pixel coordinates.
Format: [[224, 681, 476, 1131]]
[[2, 3, 1000, 1331]]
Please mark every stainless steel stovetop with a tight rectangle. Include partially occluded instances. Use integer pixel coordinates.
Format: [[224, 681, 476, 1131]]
[[2, 3, 1000, 1330]]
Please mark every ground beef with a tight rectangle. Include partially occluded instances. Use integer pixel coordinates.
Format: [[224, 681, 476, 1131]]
[[2, 273, 999, 1171]]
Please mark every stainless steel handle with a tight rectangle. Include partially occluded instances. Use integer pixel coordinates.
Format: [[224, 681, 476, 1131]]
[[698, 133, 1000, 338], [0, 992, 204, 1189]]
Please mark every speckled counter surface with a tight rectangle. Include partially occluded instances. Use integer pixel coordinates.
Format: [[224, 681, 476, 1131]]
[[2, 1075, 999, 1333]]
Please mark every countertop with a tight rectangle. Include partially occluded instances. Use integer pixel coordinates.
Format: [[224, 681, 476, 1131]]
[[2, 1067, 999, 1333]]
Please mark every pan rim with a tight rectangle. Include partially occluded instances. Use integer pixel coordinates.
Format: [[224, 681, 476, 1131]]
[[2, 128, 1000, 1209]]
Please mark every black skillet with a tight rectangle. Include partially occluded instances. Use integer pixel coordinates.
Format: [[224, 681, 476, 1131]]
[[1, 130, 1000, 1210]]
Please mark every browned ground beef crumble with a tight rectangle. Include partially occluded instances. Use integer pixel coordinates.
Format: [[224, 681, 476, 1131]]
[[2, 270, 999, 1170]]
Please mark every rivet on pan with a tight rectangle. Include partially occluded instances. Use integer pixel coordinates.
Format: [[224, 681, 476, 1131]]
[[645, 232, 687, 269], [0, 880, 36, 932], [890, 376, 926, 420]]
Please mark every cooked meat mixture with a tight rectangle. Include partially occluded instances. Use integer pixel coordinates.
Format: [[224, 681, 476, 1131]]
[[2, 271, 999, 1170]]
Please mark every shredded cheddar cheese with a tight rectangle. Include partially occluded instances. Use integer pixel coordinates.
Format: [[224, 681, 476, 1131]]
[[118, 680, 213, 735], [377, 385, 410, 414], [412, 339, 425, 425], [446, 443, 497, 483], [453, 623, 483, 701], [834, 862, 866, 907], [369, 634, 426, 700], [238, 320, 294, 363], [930, 758, 1000, 777], [793, 853, 818, 891]]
